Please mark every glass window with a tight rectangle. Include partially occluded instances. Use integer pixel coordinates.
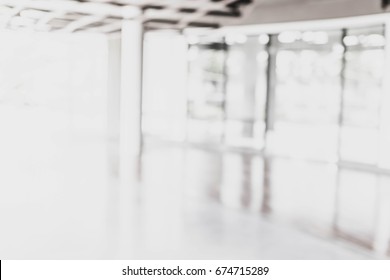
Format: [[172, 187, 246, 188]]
[[186, 34, 268, 149], [269, 30, 343, 161], [186, 38, 227, 143], [340, 26, 385, 165], [225, 35, 268, 149]]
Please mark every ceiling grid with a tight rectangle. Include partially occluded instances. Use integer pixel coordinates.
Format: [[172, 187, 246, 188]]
[[0, 0, 255, 33]]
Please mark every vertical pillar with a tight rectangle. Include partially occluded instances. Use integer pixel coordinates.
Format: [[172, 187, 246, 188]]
[[116, 18, 144, 255], [120, 19, 144, 172], [108, 36, 121, 142], [264, 35, 278, 143], [107, 36, 121, 177], [337, 29, 347, 163], [221, 39, 228, 144]]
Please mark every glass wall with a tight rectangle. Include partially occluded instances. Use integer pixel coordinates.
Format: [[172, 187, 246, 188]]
[[340, 26, 385, 165], [224, 35, 268, 149], [165, 34, 269, 149], [268, 30, 343, 161], [142, 24, 388, 166], [142, 23, 390, 256], [143, 33, 269, 150], [186, 38, 227, 144], [141, 23, 390, 256]]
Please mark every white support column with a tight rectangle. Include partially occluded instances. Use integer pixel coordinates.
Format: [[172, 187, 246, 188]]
[[116, 18, 144, 253], [120, 19, 143, 170], [107, 35, 121, 177], [108, 36, 121, 143]]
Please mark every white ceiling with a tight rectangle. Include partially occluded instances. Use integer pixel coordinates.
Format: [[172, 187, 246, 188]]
[[0, 0, 255, 33], [0, 0, 386, 34]]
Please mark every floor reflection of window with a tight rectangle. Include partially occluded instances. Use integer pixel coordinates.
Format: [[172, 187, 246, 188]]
[[269, 30, 343, 161], [270, 159, 337, 232], [335, 170, 379, 249], [340, 26, 385, 165]]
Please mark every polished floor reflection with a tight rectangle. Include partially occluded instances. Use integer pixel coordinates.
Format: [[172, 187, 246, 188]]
[[1, 103, 389, 259], [146, 141, 390, 258], [103, 140, 390, 259]]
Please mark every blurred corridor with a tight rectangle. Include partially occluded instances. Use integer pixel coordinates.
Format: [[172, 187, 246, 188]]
[[1, 0, 390, 260], [1, 127, 388, 259]]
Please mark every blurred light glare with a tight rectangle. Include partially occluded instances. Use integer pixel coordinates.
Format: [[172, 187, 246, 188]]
[[302, 31, 315, 42], [364, 34, 386, 47], [302, 31, 328, 44], [225, 36, 235, 45], [258, 34, 270, 45], [313, 32, 329, 44], [235, 34, 247, 44], [343, 35, 359, 46], [333, 44, 345, 54], [278, 31, 301, 43]]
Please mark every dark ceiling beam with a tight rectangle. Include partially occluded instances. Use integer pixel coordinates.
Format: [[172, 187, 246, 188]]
[[179, 8, 198, 14], [227, 0, 252, 9], [187, 21, 219, 28], [70, 0, 239, 21], [142, 5, 165, 11], [206, 10, 241, 17]]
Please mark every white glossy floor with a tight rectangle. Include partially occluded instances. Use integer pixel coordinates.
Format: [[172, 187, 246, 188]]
[[0, 105, 389, 259]]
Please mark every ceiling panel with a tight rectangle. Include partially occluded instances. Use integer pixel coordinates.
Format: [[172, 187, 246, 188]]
[[0, 0, 255, 33]]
